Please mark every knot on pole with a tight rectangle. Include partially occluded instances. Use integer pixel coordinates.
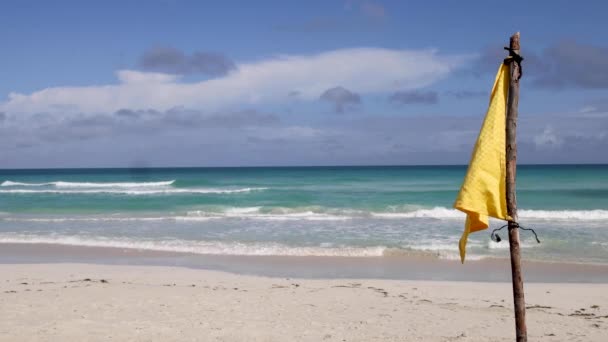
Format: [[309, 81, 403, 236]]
[[491, 223, 541, 244], [503, 47, 524, 80]]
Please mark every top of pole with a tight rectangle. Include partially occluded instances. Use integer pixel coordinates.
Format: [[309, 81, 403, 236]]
[[505, 32, 523, 82], [510, 32, 520, 53]]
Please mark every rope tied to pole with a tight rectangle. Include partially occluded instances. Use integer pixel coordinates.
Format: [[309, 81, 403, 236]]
[[503, 47, 524, 80], [490, 222, 540, 244]]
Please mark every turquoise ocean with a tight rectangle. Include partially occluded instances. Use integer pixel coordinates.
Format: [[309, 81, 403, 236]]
[[1, 165, 607, 264]]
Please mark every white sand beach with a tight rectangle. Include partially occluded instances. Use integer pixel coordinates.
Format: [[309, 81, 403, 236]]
[[1, 263, 607, 342]]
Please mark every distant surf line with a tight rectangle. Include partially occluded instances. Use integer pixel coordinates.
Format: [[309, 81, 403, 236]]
[[1, 180, 176, 188], [2, 206, 608, 221]]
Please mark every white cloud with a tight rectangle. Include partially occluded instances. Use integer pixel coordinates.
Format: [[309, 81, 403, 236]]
[[2, 47, 469, 115], [534, 126, 563, 148], [116, 70, 181, 84]]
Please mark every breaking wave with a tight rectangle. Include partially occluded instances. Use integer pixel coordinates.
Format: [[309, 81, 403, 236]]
[[3, 206, 608, 221], [518, 209, 608, 220], [1, 180, 176, 188], [0, 187, 267, 195], [0, 234, 494, 260], [0, 234, 388, 257], [372, 207, 608, 221]]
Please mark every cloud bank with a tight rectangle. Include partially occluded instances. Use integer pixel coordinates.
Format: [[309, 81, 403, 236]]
[[474, 40, 608, 89], [2, 48, 467, 115], [534, 40, 608, 89], [3, 107, 606, 168]]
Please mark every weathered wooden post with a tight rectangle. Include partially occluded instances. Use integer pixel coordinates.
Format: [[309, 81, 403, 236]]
[[505, 32, 527, 342]]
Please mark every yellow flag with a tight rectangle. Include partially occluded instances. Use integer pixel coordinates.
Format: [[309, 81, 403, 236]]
[[454, 64, 512, 263]]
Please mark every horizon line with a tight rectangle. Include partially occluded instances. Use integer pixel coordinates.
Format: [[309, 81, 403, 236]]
[[1, 162, 607, 171]]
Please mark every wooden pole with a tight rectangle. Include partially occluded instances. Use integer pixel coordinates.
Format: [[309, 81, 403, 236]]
[[505, 32, 527, 342]]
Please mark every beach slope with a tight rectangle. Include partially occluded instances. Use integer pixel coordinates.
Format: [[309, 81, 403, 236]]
[[1, 264, 607, 341]]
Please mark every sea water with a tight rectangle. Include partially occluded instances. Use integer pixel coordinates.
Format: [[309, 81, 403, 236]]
[[0, 165, 607, 264]]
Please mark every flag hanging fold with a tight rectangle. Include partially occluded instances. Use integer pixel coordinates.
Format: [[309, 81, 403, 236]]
[[454, 64, 512, 263]]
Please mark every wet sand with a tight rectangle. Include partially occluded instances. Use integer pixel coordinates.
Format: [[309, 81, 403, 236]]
[[1, 243, 608, 283]]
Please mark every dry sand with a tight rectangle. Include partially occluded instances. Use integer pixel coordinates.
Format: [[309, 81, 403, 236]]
[[1, 263, 607, 341]]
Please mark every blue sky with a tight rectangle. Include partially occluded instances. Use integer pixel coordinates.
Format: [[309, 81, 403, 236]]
[[1, 0, 608, 167]]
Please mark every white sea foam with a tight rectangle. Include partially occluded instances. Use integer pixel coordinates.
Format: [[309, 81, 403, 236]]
[[0, 187, 267, 195], [2, 216, 181, 223], [398, 239, 544, 260], [487, 240, 541, 250], [1, 181, 50, 187], [591, 241, 608, 248], [1, 180, 175, 188], [1, 209, 346, 222], [0, 233, 495, 260], [430, 252, 485, 261], [396, 241, 486, 261], [223, 207, 264, 215], [518, 209, 608, 220], [249, 213, 349, 221], [1, 180, 267, 196], [0, 234, 388, 257], [373, 207, 608, 221], [406, 243, 461, 252], [186, 208, 349, 221], [371, 207, 464, 219], [5, 205, 606, 222]]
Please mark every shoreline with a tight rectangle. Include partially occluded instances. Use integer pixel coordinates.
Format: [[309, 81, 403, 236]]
[[1, 263, 607, 341], [2, 243, 608, 283]]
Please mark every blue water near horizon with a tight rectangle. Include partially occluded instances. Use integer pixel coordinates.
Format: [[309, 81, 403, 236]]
[[0, 165, 607, 264]]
